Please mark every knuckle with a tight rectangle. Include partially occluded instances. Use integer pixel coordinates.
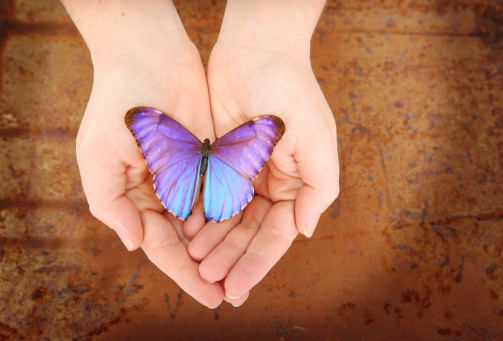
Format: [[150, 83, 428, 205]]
[[88, 204, 104, 221], [329, 184, 340, 201], [75, 140, 93, 166], [241, 214, 262, 232], [88, 204, 113, 230], [319, 175, 340, 204], [147, 234, 181, 258]]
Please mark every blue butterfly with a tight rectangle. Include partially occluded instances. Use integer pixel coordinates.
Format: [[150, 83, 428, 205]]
[[125, 107, 285, 222]]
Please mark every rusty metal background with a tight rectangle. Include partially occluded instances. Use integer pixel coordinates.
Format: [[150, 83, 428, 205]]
[[1, 0, 502, 340]]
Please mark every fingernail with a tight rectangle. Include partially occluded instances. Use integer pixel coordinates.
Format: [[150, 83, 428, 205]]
[[115, 229, 133, 251], [203, 279, 215, 284], [226, 292, 240, 300], [231, 301, 244, 308], [303, 215, 320, 238]]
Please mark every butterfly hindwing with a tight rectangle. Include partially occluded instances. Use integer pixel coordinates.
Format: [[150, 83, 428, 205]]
[[125, 107, 202, 220], [204, 116, 285, 222], [204, 155, 254, 222]]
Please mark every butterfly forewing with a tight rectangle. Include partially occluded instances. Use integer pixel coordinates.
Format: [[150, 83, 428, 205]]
[[125, 107, 202, 220], [204, 115, 285, 222]]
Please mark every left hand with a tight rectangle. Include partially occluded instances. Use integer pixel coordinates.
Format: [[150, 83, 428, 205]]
[[187, 35, 340, 305]]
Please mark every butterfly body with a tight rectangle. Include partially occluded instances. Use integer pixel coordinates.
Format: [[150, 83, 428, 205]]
[[200, 138, 211, 177], [125, 107, 285, 222]]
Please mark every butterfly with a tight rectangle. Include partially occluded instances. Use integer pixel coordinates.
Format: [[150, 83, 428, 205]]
[[125, 106, 285, 223]]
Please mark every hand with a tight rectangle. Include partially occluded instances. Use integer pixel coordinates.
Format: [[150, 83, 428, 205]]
[[64, 0, 224, 308], [187, 0, 340, 304]]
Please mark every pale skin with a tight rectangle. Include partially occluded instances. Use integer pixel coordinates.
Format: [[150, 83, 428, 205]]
[[62, 0, 339, 308]]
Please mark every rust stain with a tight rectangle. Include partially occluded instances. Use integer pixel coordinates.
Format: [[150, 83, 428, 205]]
[[164, 289, 185, 322], [0, 236, 65, 250]]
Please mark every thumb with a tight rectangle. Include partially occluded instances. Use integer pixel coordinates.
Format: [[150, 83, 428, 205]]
[[77, 142, 144, 251], [295, 184, 339, 238], [294, 119, 340, 237], [89, 195, 143, 251]]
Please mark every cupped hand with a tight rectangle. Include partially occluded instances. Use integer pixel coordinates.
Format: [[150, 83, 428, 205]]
[[187, 41, 340, 303], [76, 41, 224, 308]]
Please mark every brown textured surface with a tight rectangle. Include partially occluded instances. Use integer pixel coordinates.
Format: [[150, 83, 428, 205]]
[[1, 0, 502, 340]]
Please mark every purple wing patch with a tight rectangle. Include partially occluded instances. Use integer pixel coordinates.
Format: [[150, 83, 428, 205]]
[[204, 116, 285, 222], [125, 107, 202, 220]]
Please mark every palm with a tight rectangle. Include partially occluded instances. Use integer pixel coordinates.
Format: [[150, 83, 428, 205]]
[[85, 43, 214, 215]]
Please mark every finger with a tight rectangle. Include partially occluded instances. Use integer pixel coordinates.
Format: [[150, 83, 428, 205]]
[[294, 120, 340, 237], [198, 196, 272, 283], [188, 210, 242, 262], [164, 211, 192, 247], [224, 201, 297, 298], [224, 290, 249, 308], [221, 274, 249, 307], [140, 209, 224, 308], [78, 146, 143, 251], [183, 196, 207, 239], [251, 164, 270, 198]]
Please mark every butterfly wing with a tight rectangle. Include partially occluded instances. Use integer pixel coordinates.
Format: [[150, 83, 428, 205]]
[[125, 107, 202, 220], [204, 115, 285, 222]]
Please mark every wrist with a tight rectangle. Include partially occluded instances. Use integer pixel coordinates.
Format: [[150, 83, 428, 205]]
[[218, 0, 325, 59], [61, 0, 190, 68]]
